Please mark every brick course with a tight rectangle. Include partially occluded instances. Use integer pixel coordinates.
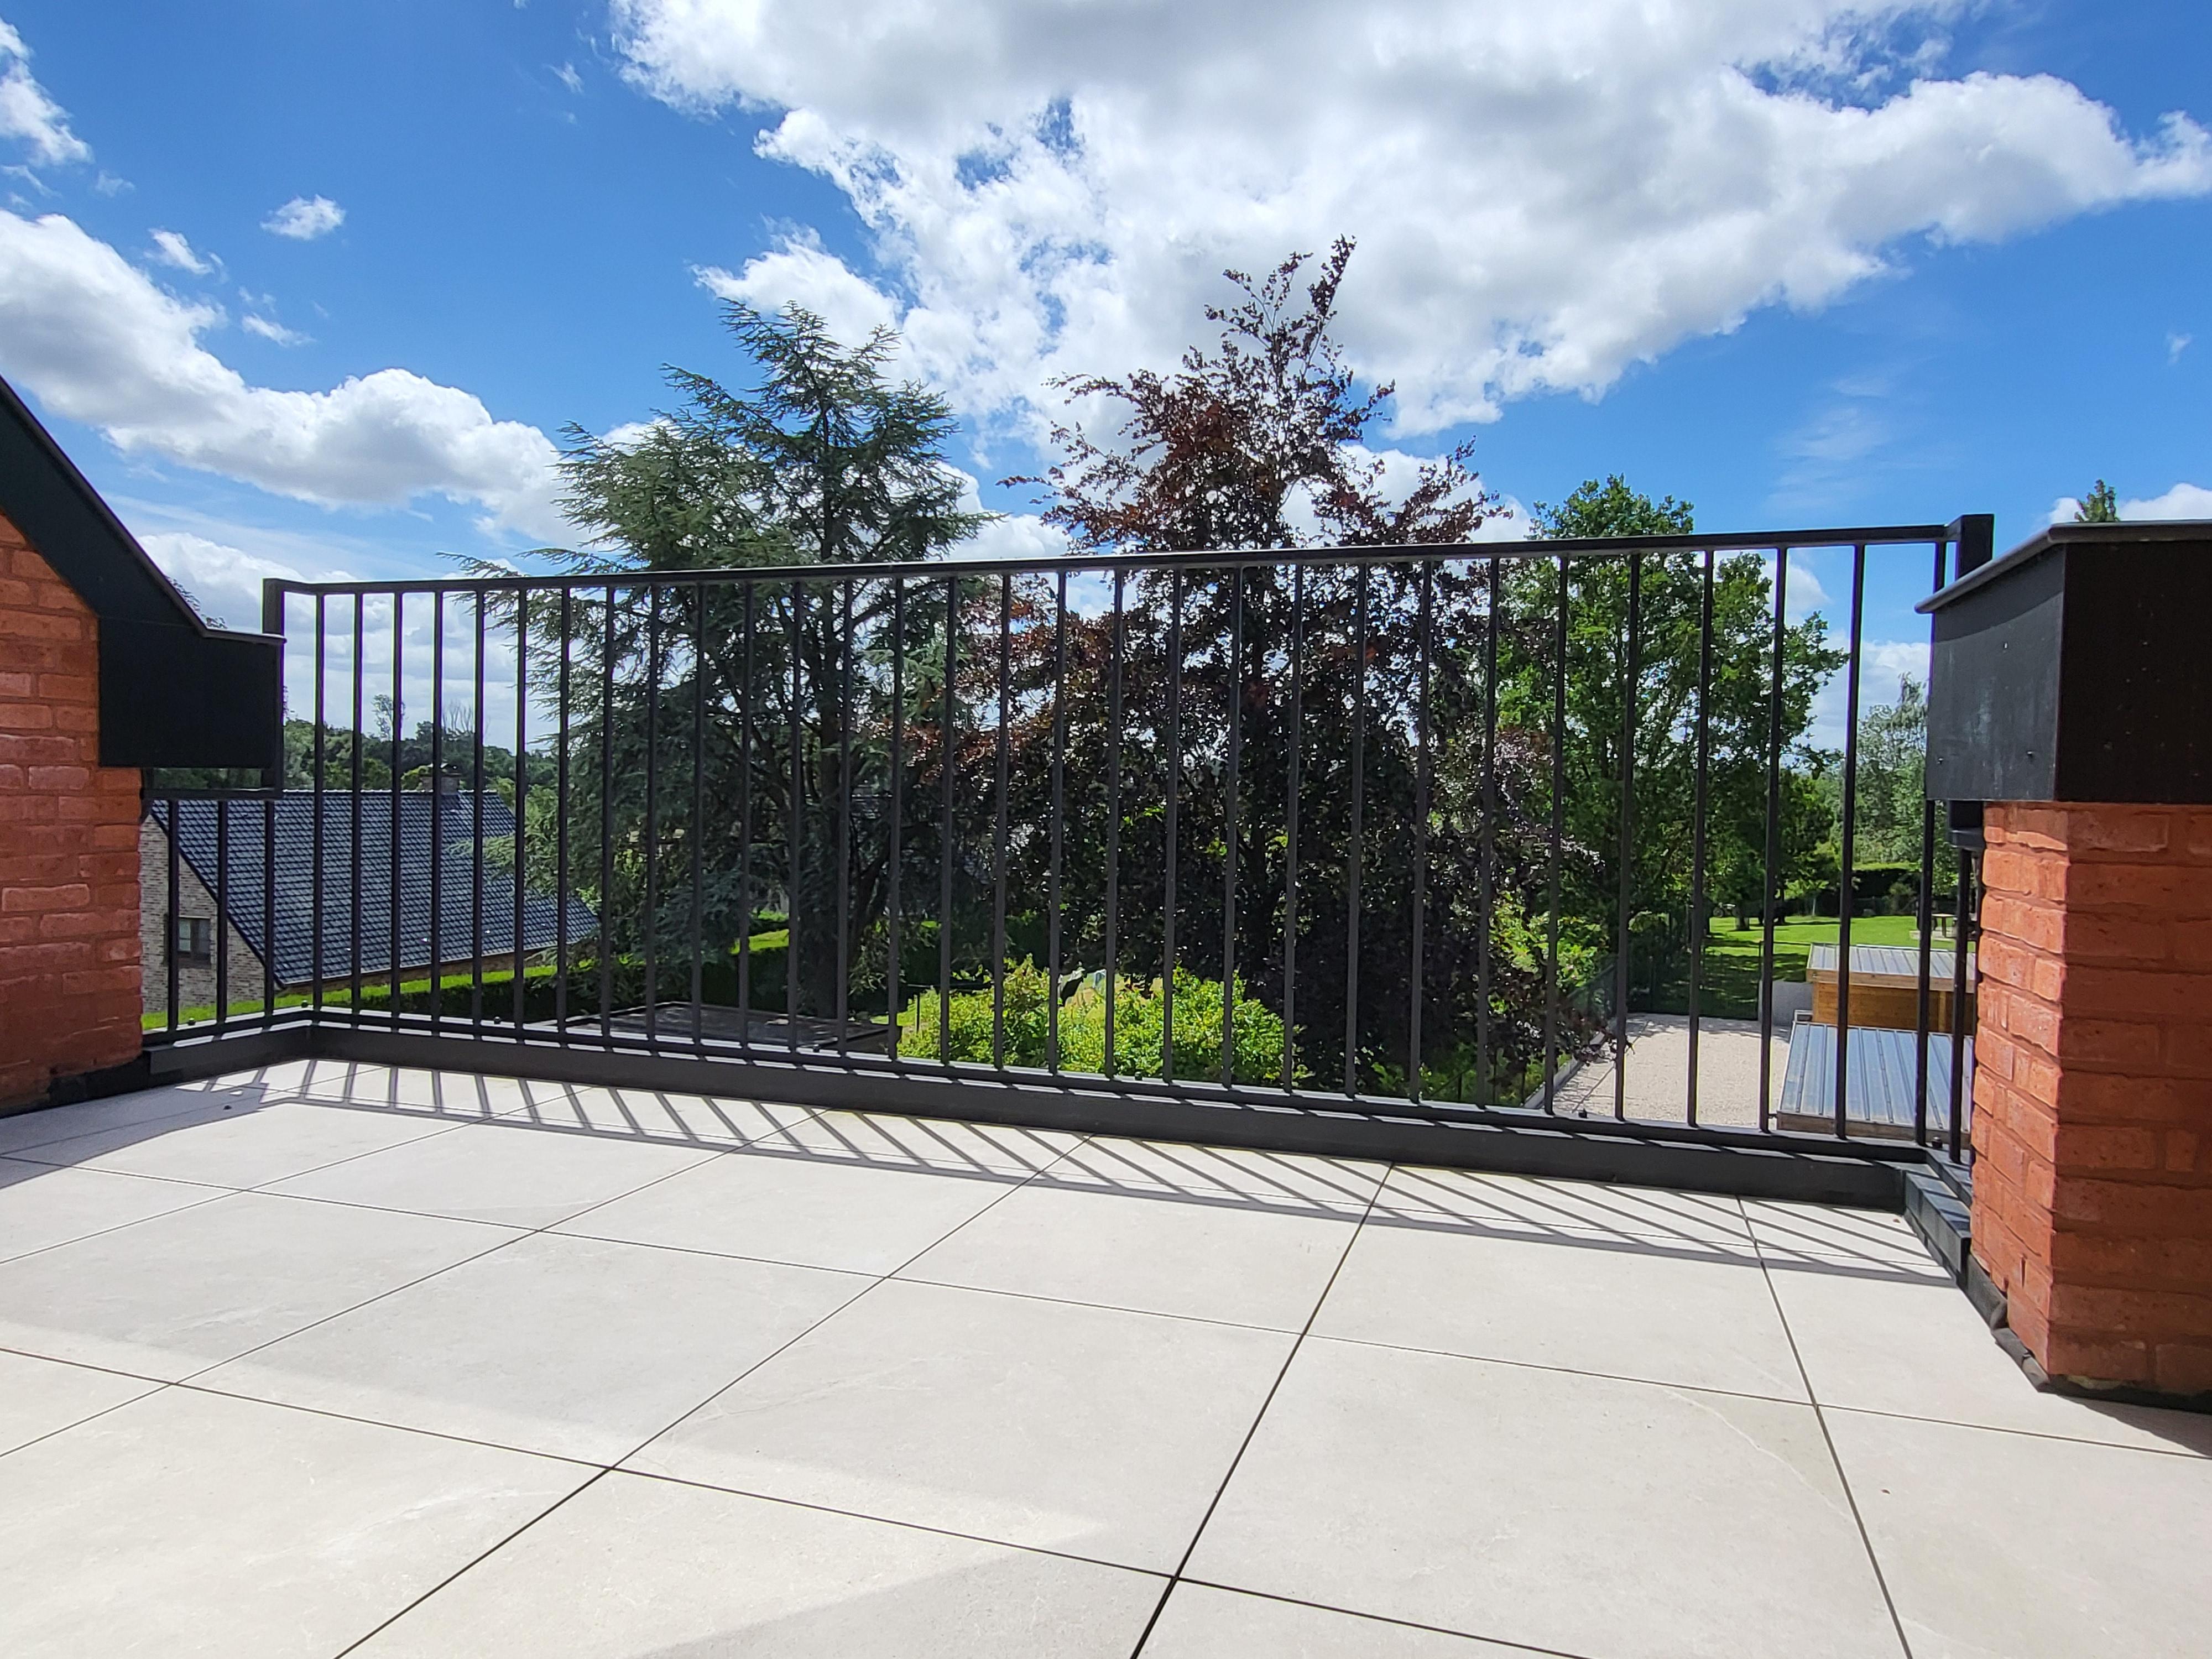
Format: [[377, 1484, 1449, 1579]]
[[1971, 803, 2212, 1396], [0, 513, 142, 1109]]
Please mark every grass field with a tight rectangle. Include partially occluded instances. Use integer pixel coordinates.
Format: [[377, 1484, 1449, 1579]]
[[1644, 914, 1946, 1020]]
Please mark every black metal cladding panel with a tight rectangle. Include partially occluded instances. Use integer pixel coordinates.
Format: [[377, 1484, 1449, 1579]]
[[2053, 545, 2212, 801], [1926, 544, 2063, 802], [0, 379, 187, 626], [100, 620, 284, 771], [150, 794, 597, 985]]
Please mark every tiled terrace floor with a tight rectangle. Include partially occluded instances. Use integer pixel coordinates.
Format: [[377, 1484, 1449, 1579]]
[[1, 1062, 2207, 1657]]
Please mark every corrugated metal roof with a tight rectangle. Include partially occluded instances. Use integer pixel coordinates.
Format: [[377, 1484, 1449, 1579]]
[[1779, 1016, 1973, 1133], [1806, 943, 1971, 980], [149, 793, 596, 987]]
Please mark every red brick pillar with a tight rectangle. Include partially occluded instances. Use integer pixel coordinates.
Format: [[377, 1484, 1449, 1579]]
[[0, 513, 144, 1110], [1971, 803, 2212, 1397]]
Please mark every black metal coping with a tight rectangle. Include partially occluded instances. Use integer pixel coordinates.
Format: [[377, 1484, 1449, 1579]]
[[143, 1021, 1925, 1208], [1917, 518, 2212, 613]]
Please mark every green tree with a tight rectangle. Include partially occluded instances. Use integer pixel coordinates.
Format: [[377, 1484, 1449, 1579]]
[[2074, 479, 2119, 524], [1511, 478, 1843, 999], [1011, 243, 1600, 1099], [524, 302, 989, 1016]]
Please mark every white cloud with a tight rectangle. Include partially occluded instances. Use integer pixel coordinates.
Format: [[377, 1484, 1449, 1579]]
[[2048, 481, 2212, 524], [696, 229, 901, 346], [136, 530, 313, 633], [1473, 498, 1532, 541], [137, 527, 533, 740], [2121, 482, 2212, 520], [0, 209, 565, 536], [263, 195, 345, 241], [967, 509, 1066, 562], [149, 228, 215, 276], [0, 19, 88, 168], [2169, 331, 2192, 363], [1811, 637, 1927, 750], [614, 0, 2212, 441], [240, 312, 310, 346], [554, 62, 584, 95]]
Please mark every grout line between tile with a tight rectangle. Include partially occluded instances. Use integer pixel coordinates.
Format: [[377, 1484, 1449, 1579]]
[[611, 1129, 1098, 1477], [1746, 1194, 1918, 1659], [329, 1467, 615, 1657], [167, 1138, 740, 1392], [1172, 1576, 1603, 1658], [319, 1129, 1115, 1654], [1125, 1162, 1388, 1659]]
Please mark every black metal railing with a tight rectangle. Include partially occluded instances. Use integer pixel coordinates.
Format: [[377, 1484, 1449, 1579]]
[[143, 521, 1985, 1157]]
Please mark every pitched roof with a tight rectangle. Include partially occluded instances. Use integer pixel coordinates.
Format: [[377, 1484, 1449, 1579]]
[[149, 792, 596, 985], [0, 374, 281, 770]]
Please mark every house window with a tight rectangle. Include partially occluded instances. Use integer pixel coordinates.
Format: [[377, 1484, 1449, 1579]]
[[173, 916, 213, 965]]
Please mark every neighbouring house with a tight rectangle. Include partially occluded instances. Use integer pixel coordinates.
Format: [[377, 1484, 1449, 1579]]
[[141, 791, 596, 1018]]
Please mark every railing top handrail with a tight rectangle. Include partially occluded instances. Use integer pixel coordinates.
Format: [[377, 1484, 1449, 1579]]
[[263, 520, 1959, 598]]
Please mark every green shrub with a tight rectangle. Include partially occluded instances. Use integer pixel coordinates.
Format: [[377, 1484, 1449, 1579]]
[[895, 962, 1293, 1086]]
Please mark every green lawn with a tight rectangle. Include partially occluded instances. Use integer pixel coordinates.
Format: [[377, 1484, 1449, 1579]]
[[1641, 913, 1947, 1021]]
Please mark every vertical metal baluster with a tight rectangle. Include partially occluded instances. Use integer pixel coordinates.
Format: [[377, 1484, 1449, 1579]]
[[1104, 571, 1125, 1077], [689, 581, 706, 1052], [1543, 555, 1567, 1112], [429, 591, 444, 1034], [735, 585, 756, 1044], [1162, 569, 1183, 1083], [512, 588, 530, 1038], [214, 798, 229, 1036], [643, 586, 661, 1050], [164, 797, 180, 1031], [389, 594, 403, 1027], [938, 576, 957, 1066], [1047, 569, 1068, 1073], [1950, 854, 1971, 1162], [1834, 544, 1868, 1136], [1409, 561, 1433, 1103], [597, 588, 615, 1044], [789, 579, 805, 1055], [991, 572, 1013, 1069], [1613, 553, 1641, 1121], [1916, 536, 1948, 1145], [1686, 550, 1715, 1126], [886, 578, 904, 1060], [1478, 557, 1499, 1102], [353, 597, 366, 1028], [1757, 550, 1790, 1132], [311, 593, 326, 1020], [473, 596, 487, 1032], [558, 586, 574, 1046], [1282, 562, 1305, 1093], [836, 579, 855, 1058], [261, 794, 275, 1029], [1221, 566, 1244, 1089], [1344, 562, 1369, 1097]]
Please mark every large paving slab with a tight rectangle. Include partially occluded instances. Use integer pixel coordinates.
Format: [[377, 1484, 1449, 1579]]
[[627, 1277, 1295, 1571], [0, 1387, 586, 1657], [199, 1231, 869, 1462], [1185, 1338, 1904, 1659], [353, 1471, 1163, 1658], [0, 1189, 515, 1380], [3, 1067, 2199, 1659]]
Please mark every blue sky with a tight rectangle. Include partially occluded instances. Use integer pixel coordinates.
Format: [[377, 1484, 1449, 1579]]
[[1, 1, 2206, 734]]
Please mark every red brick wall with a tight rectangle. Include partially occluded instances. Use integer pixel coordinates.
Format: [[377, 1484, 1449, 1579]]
[[0, 511, 143, 1109], [1972, 803, 2212, 1395]]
